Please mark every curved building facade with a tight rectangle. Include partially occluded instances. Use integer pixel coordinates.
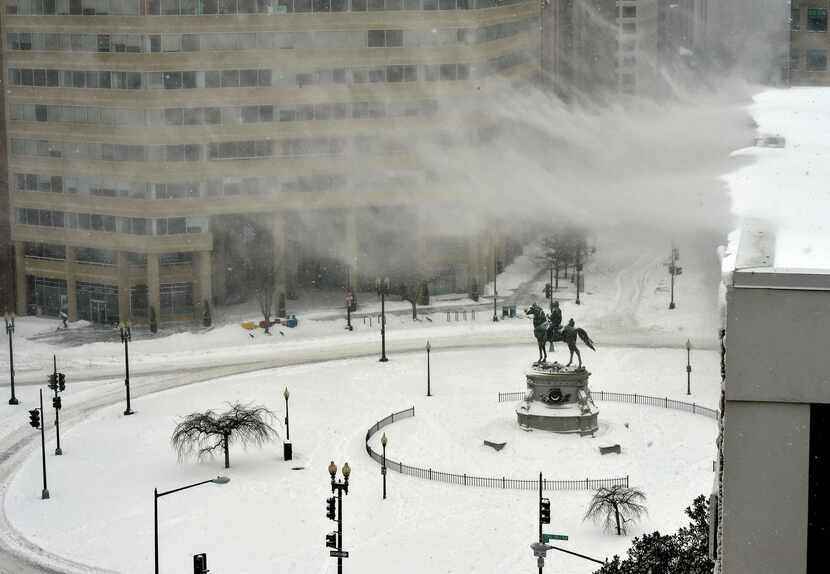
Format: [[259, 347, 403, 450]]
[[2, 0, 539, 323]]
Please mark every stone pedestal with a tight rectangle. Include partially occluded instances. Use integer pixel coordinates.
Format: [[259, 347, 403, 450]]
[[516, 362, 599, 433]]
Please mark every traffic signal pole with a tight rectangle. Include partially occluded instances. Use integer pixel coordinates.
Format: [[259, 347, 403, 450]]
[[51, 356, 62, 456], [539, 472, 543, 574], [39, 389, 49, 500]]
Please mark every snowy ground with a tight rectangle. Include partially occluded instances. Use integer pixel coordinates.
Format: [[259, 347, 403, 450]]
[[5, 345, 718, 574]]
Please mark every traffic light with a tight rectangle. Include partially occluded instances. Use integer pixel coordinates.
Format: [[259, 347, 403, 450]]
[[52, 396, 62, 410], [544, 283, 552, 299], [540, 497, 551, 524], [28, 409, 40, 429], [325, 532, 338, 549], [47, 373, 57, 390], [58, 373, 66, 392], [326, 497, 336, 520], [193, 553, 208, 574]]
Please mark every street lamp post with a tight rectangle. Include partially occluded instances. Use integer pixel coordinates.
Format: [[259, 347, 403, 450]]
[[575, 250, 582, 306], [5, 313, 18, 405], [327, 461, 351, 574], [381, 433, 388, 500], [154, 476, 230, 574], [119, 322, 134, 415], [345, 293, 353, 332], [549, 267, 555, 316], [283, 387, 292, 461], [668, 247, 682, 310], [376, 278, 390, 362], [492, 250, 499, 322], [686, 339, 692, 395], [426, 340, 432, 397]]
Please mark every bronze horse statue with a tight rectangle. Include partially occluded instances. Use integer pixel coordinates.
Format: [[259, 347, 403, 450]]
[[524, 303, 596, 367]]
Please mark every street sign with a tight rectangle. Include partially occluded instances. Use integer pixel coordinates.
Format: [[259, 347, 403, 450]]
[[543, 533, 569, 542], [330, 551, 349, 558]]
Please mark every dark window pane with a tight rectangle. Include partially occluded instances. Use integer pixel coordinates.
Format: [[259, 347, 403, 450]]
[[221, 69, 239, 87], [240, 69, 258, 87], [205, 71, 221, 88], [258, 69, 272, 86], [331, 0, 346, 10], [387, 30, 403, 47], [313, 0, 328, 10], [368, 30, 385, 47], [294, 0, 310, 10]]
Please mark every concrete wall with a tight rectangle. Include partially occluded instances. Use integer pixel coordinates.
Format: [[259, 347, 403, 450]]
[[725, 281, 830, 404], [721, 400, 810, 574]]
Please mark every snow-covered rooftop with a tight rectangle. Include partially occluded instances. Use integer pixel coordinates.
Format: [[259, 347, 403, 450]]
[[725, 88, 830, 272]]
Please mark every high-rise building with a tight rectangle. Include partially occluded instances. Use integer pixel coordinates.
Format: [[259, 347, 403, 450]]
[[791, 1, 830, 85], [1, 0, 540, 324]]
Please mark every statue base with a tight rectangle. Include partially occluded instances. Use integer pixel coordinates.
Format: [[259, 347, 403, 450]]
[[515, 362, 599, 434]]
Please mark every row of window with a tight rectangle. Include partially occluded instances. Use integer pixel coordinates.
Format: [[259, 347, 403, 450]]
[[8, 59, 497, 90], [14, 171, 419, 198], [11, 99, 439, 126], [6, 0, 525, 15], [25, 276, 193, 321], [6, 21, 530, 52], [791, 49, 828, 72], [11, 135, 407, 161], [792, 7, 828, 32], [16, 208, 208, 235]]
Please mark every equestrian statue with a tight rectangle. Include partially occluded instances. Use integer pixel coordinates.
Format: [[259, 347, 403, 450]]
[[524, 302, 596, 367]]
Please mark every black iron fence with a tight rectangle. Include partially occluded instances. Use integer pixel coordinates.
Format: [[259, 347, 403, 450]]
[[365, 406, 629, 492], [497, 390, 719, 420]]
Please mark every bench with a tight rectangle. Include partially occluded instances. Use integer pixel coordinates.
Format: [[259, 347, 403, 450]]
[[599, 444, 621, 455], [484, 440, 507, 451]]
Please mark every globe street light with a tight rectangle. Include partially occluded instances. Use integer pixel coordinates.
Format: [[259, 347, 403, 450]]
[[154, 476, 230, 574], [686, 339, 692, 395], [327, 461, 351, 573], [376, 278, 390, 362], [381, 432, 388, 500], [119, 322, 134, 415], [283, 386, 292, 461], [425, 340, 432, 397], [5, 312, 18, 405]]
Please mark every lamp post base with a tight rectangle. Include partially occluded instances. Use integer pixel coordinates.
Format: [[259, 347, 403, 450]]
[[124, 409, 135, 416], [283, 441, 293, 461], [8, 397, 18, 405], [41, 489, 50, 500], [379, 356, 388, 363], [669, 302, 676, 310], [55, 447, 62, 456]]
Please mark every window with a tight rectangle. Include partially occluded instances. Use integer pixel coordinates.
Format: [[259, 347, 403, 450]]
[[368, 30, 385, 47], [807, 8, 828, 31], [792, 8, 801, 31], [621, 5, 636, 18], [807, 49, 828, 70]]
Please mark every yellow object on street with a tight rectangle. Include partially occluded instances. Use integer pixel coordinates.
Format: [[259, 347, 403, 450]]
[[241, 321, 258, 331]]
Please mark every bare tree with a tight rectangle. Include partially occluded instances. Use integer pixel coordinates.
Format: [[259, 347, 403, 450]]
[[584, 485, 647, 535], [171, 402, 279, 469], [255, 264, 276, 334]]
